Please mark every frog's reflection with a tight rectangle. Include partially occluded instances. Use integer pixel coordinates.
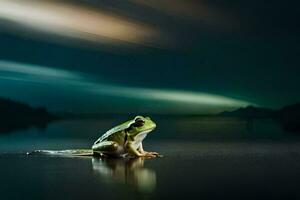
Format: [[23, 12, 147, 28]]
[[92, 157, 156, 193]]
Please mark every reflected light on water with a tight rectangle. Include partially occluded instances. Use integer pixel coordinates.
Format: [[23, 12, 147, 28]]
[[92, 157, 156, 193]]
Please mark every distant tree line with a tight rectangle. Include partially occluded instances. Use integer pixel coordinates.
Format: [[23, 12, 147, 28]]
[[0, 97, 57, 133]]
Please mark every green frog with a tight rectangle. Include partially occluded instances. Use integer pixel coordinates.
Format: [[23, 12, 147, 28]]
[[92, 116, 159, 158], [29, 116, 160, 158]]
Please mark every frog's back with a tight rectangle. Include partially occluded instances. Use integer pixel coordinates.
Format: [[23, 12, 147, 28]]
[[95, 120, 134, 143]]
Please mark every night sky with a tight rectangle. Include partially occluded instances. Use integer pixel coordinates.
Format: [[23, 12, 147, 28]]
[[0, 0, 299, 114]]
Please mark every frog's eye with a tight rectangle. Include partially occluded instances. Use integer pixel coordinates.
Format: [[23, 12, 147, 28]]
[[134, 117, 145, 127]]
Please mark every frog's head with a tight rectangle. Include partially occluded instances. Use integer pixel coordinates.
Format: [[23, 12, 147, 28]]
[[127, 116, 156, 138]]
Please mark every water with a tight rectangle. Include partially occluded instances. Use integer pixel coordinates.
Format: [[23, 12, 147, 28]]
[[1, 117, 300, 200]]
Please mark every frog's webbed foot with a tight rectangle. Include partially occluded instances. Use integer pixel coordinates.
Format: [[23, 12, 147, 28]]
[[138, 144, 160, 158], [139, 151, 160, 158], [134, 151, 162, 158]]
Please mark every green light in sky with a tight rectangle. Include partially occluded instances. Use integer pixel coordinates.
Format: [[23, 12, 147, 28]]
[[0, 60, 252, 113]]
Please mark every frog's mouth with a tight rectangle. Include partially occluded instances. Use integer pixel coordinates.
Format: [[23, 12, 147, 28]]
[[139, 130, 152, 135], [135, 128, 155, 138], [142, 127, 156, 133]]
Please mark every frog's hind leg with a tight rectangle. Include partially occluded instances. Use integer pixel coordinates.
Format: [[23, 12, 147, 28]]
[[27, 149, 93, 157], [92, 141, 123, 157]]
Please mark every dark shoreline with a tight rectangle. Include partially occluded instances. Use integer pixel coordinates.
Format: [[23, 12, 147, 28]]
[[1, 96, 300, 134], [0, 97, 57, 134]]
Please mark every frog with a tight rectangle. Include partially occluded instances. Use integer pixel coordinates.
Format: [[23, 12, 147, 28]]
[[28, 116, 160, 158], [92, 116, 159, 158]]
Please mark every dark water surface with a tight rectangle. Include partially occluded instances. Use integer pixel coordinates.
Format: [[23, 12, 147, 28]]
[[1, 117, 300, 200]]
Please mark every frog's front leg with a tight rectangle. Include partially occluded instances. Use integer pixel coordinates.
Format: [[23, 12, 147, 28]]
[[125, 141, 156, 158], [138, 143, 159, 157]]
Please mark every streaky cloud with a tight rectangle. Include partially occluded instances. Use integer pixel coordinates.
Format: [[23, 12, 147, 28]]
[[0, 0, 159, 47], [0, 60, 80, 80], [0, 60, 252, 113]]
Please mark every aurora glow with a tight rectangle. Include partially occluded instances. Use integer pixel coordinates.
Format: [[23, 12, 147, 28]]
[[0, 0, 298, 112], [0, 60, 251, 113], [0, 0, 159, 46]]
